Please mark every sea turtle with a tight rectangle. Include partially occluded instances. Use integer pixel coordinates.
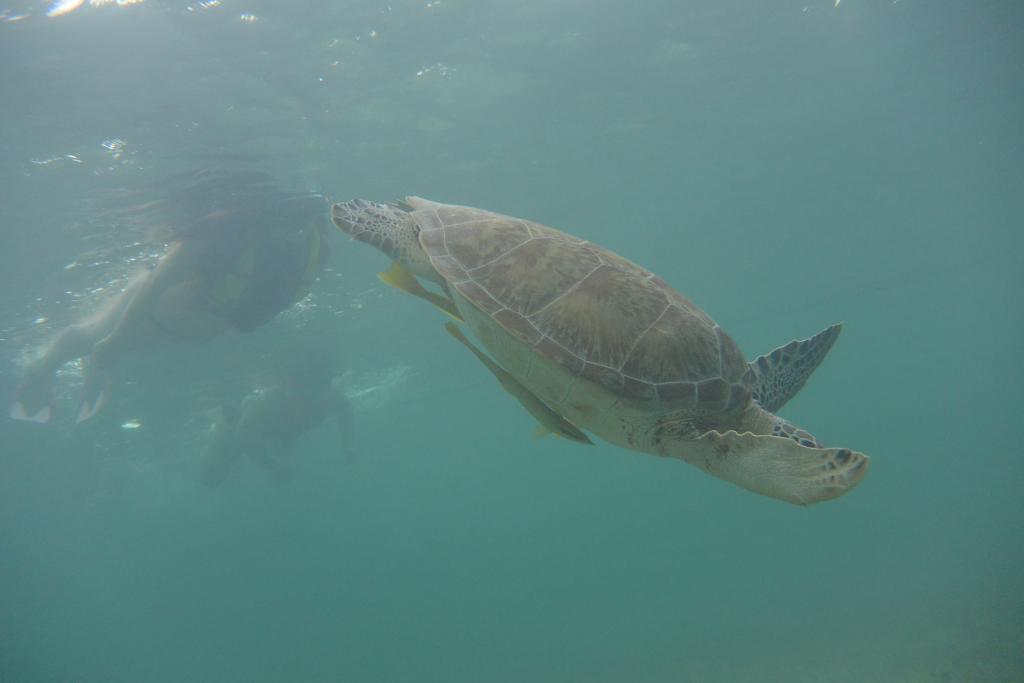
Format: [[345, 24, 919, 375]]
[[332, 197, 868, 505]]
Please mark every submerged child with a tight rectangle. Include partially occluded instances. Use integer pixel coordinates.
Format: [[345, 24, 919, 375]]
[[202, 350, 355, 486]]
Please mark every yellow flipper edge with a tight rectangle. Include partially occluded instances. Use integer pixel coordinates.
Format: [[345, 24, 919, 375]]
[[444, 322, 592, 445], [379, 262, 463, 322]]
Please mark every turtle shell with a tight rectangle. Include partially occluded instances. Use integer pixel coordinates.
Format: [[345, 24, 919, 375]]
[[405, 197, 752, 413]]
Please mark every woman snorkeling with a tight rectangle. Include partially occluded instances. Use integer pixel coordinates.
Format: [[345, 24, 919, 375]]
[[10, 171, 330, 423]]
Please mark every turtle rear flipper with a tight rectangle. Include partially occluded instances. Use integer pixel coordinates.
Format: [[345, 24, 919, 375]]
[[749, 323, 842, 413], [673, 430, 868, 506]]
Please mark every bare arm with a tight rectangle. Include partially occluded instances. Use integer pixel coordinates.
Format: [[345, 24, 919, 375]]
[[332, 389, 356, 463], [92, 240, 208, 364], [202, 409, 244, 487]]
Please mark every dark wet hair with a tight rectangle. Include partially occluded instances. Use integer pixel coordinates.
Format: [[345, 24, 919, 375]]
[[275, 347, 335, 391], [176, 188, 327, 244], [125, 168, 326, 243]]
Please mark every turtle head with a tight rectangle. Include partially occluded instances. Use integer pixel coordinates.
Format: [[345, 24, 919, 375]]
[[331, 199, 436, 279]]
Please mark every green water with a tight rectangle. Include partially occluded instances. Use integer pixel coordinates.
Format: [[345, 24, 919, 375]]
[[1, 1, 1021, 681]]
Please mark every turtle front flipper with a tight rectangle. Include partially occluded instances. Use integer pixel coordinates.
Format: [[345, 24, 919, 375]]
[[749, 323, 842, 413], [672, 431, 869, 505], [444, 322, 592, 445], [379, 262, 463, 322]]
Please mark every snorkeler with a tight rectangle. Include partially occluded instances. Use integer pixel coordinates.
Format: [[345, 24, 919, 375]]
[[202, 349, 355, 486], [10, 171, 330, 423]]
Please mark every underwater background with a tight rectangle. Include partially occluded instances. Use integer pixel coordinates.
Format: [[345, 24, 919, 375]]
[[1, 1, 1021, 681]]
